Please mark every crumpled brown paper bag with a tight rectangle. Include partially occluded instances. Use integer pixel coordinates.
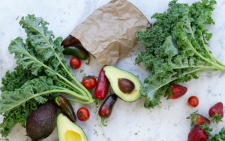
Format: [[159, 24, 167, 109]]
[[71, 0, 151, 66]]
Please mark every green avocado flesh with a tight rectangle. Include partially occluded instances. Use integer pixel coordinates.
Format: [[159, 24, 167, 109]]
[[103, 66, 141, 102], [57, 114, 88, 141]]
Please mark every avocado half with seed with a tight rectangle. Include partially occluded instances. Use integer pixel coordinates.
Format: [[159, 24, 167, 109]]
[[103, 66, 141, 102], [57, 114, 88, 141]]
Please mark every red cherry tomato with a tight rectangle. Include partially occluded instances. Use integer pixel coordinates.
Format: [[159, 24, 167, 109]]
[[188, 96, 199, 107], [70, 57, 81, 69], [77, 107, 90, 121], [82, 76, 97, 90]]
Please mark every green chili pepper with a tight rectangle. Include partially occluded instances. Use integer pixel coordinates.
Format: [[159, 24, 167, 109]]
[[63, 45, 90, 64]]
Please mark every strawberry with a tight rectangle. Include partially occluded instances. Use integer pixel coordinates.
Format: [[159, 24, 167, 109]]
[[169, 84, 187, 99], [187, 111, 210, 127], [188, 124, 212, 141], [209, 102, 224, 123]]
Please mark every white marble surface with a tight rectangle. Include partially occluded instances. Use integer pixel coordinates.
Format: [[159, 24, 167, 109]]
[[1, 0, 225, 141]]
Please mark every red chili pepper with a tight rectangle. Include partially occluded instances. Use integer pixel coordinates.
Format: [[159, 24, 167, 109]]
[[94, 67, 109, 107], [61, 35, 81, 47], [98, 94, 117, 126]]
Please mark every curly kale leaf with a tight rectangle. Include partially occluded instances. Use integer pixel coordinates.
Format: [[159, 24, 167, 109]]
[[136, 0, 222, 108], [20, 15, 70, 79], [0, 14, 94, 137], [209, 127, 225, 141], [0, 76, 57, 115], [0, 66, 38, 92]]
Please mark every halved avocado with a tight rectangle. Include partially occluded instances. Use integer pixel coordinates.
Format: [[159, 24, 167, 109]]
[[57, 114, 88, 141], [103, 66, 141, 102]]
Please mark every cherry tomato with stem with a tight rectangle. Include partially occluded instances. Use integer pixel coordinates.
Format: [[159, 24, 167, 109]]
[[82, 76, 97, 90], [77, 107, 90, 121], [188, 96, 199, 107], [70, 57, 81, 69]]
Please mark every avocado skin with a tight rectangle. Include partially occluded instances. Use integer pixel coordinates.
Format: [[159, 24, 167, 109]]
[[26, 101, 57, 140]]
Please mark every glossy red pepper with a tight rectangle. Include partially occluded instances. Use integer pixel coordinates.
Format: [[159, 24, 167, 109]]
[[54, 95, 76, 122], [94, 68, 109, 107], [61, 35, 81, 47], [98, 94, 117, 126]]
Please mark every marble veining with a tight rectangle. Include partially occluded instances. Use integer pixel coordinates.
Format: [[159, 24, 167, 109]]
[[1, 0, 225, 141]]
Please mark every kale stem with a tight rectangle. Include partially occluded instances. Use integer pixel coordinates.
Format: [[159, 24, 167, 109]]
[[173, 65, 215, 69], [61, 89, 88, 100], [54, 73, 89, 97], [3, 89, 88, 114], [0, 109, 18, 129], [184, 68, 203, 75], [187, 23, 225, 69], [13, 40, 87, 97], [41, 34, 87, 94], [67, 98, 94, 104], [199, 32, 217, 63], [148, 68, 204, 97], [187, 41, 225, 71], [214, 58, 225, 67], [55, 79, 76, 91], [28, 23, 93, 101], [55, 53, 92, 100], [52, 52, 88, 95], [196, 69, 219, 74], [200, 32, 225, 67]]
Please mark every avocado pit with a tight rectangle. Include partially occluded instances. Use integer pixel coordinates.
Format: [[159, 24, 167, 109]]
[[118, 78, 135, 94]]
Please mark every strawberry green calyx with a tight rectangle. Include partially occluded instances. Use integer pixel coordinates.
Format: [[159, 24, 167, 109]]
[[187, 111, 201, 126], [210, 113, 223, 123], [200, 123, 212, 137], [187, 111, 210, 127]]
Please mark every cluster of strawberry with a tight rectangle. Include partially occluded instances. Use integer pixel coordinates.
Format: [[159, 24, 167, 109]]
[[187, 102, 224, 141]]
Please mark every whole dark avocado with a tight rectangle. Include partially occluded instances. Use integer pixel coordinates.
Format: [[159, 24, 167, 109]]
[[26, 101, 57, 140]]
